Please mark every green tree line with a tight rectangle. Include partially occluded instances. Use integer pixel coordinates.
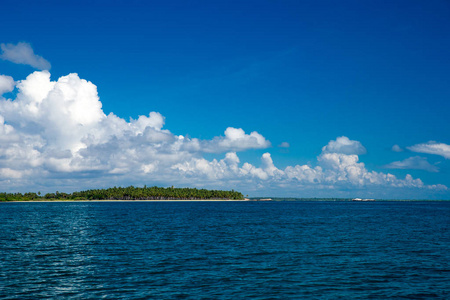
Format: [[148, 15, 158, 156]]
[[0, 186, 244, 201]]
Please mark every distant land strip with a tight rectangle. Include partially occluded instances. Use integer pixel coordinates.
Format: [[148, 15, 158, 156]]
[[0, 186, 244, 202]]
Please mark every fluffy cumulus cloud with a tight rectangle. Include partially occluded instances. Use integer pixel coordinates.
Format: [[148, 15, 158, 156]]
[[408, 142, 450, 159], [1, 42, 51, 70], [384, 156, 439, 173], [0, 71, 271, 187], [194, 127, 271, 153], [0, 70, 447, 197], [322, 136, 366, 155], [173, 148, 446, 195]]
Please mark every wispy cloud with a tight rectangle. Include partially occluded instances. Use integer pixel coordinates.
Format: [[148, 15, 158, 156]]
[[1, 42, 51, 70], [408, 141, 450, 159], [384, 156, 439, 173]]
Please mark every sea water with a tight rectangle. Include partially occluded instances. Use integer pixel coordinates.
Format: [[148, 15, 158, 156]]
[[1, 201, 449, 299]]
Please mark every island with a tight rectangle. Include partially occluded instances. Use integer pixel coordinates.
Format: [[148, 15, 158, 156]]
[[0, 186, 245, 202]]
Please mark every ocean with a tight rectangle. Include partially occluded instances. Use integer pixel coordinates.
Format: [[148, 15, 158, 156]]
[[1, 201, 449, 299]]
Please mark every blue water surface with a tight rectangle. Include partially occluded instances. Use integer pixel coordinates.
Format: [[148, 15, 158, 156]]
[[1, 201, 449, 299]]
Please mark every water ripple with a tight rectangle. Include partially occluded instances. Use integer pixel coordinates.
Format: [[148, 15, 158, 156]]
[[0, 201, 449, 299]]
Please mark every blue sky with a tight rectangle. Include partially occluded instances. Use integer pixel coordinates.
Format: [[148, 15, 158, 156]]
[[1, 0, 449, 199]]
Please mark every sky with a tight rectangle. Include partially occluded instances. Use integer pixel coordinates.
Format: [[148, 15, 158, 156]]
[[0, 0, 449, 199]]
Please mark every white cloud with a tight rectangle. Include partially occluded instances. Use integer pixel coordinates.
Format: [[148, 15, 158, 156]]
[[180, 127, 271, 153], [0, 167, 23, 179], [0, 71, 270, 184], [322, 136, 366, 155], [1, 42, 51, 70], [408, 141, 450, 159], [174, 150, 445, 193], [199, 127, 271, 153], [0, 75, 15, 95], [278, 142, 290, 148], [0, 70, 447, 197], [0, 71, 105, 153], [392, 144, 403, 152], [384, 156, 439, 173]]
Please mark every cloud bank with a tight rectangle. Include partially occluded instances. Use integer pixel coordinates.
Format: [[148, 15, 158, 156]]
[[0, 70, 447, 197], [0, 71, 271, 187], [1, 42, 51, 70]]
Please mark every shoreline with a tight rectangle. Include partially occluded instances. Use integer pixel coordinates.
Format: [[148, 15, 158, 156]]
[[3, 199, 252, 203], [2, 199, 449, 203]]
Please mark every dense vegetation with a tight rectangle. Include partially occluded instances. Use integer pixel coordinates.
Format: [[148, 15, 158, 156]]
[[0, 186, 244, 201]]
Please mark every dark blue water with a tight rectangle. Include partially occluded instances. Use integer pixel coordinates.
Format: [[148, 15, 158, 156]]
[[1, 201, 449, 299]]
